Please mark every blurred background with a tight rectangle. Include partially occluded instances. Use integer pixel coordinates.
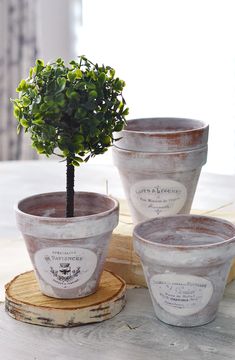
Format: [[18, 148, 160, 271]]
[[1, 0, 235, 174]]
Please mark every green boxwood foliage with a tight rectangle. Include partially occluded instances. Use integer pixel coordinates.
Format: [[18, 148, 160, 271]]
[[12, 56, 128, 166]]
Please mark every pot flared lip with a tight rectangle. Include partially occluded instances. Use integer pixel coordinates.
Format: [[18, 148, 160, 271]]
[[120, 117, 209, 136], [15, 191, 119, 222], [113, 144, 208, 156], [133, 214, 235, 250]]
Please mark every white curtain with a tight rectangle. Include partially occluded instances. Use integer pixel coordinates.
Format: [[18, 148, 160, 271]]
[[0, 0, 38, 160], [0, 0, 82, 161]]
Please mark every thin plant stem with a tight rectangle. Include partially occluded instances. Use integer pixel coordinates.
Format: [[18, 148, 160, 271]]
[[66, 157, 75, 217]]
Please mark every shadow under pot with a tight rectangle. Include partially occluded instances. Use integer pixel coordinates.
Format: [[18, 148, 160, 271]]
[[15, 192, 119, 299], [113, 117, 209, 224], [133, 215, 235, 327]]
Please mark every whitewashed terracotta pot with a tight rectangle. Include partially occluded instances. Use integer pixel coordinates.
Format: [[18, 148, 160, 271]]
[[134, 215, 235, 327], [113, 117, 209, 224], [15, 192, 119, 299]]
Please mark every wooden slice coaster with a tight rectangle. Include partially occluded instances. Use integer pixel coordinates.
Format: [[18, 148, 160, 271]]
[[5, 270, 126, 328]]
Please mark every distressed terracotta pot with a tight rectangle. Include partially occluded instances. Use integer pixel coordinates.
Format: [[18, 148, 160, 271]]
[[134, 215, 235, 327], [113, 117, 209, 224], [15, 192, 119, 299]]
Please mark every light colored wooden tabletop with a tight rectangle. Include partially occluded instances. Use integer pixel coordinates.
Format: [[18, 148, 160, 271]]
[[0, 283, 234, 360], [0, 160, 235, 359]]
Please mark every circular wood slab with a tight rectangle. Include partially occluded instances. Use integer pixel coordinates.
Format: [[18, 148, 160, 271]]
[[5, 270, 126, 327]]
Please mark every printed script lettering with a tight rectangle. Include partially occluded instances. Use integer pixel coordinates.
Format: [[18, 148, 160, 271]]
[[153, 279, 210, 310], [136, 186, 183, 215], [35, 247, 97, 289], [130, 180, 187, 217], [136, 186, 182, 195], [150, 274, 213, 316]]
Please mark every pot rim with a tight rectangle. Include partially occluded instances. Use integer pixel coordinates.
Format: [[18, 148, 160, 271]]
[[121, 117, 209, 136], [113, 144, 208, 156], [15, 191, 119, 222], [133, 214, 235, 250]]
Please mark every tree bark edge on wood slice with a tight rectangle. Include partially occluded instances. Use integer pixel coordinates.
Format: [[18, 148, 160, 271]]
[[5, 270, 126, 328]]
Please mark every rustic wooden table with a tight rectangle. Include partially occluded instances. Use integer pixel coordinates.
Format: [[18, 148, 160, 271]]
[[0, 160, 235, 359]]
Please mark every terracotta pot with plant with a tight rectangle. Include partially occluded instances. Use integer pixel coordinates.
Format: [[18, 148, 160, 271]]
[[12, 56, 128, 299]]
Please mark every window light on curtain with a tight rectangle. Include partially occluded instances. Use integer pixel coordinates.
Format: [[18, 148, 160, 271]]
[[0, 0, 38, 160], [0, 0, 82, 161]]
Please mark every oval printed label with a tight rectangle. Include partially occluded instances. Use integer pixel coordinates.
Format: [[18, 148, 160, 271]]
[[34, 247, 97, 289], [150, 274, 213, 316], [130, 179, 187, 217]]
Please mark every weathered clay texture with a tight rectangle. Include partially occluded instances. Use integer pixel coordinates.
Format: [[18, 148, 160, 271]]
[[134, 215, 235, 327], [113, 118, 208, 224], [15, 192, 119, 299]]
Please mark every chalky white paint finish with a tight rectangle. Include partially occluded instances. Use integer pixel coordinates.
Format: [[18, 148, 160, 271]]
[[15, 192, 119, 299], [114, 117, 209, 152], [134, 215, 235, 327], [113, 118, 208, 224]]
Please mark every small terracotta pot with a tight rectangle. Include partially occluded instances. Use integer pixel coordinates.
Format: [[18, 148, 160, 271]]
[[15, 192, 119, 299], [113, 118, 208, 224], [134, 215, 235, 327]]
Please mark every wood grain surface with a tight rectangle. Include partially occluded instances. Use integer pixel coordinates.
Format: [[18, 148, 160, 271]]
[[0, 282, 235, 360], [5, 270, 126, 327]]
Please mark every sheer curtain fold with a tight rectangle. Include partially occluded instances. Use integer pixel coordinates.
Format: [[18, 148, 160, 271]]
[[0, 0, 38, 160]]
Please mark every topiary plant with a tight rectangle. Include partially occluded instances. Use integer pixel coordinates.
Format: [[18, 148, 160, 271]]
[[12, 56, 128, 217]]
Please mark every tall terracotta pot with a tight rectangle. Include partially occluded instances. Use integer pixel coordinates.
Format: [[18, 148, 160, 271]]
[[15, 192, 119, 299], [113, 117, 209, 224]]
